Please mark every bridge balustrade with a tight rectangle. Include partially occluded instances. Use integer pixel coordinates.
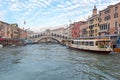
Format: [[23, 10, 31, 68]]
[[29, 32, 70, 40]]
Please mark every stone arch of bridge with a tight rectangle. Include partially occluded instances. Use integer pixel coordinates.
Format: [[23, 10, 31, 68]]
[[35, 36, 62, 43]]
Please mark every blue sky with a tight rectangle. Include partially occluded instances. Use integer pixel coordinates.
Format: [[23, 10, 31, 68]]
[[0, 0, 120, 32]]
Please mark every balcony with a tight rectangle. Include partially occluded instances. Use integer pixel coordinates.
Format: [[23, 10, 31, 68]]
[[89, 31, 94, 34], [98, 30, 108, 33], [117, 27, 120, 30]]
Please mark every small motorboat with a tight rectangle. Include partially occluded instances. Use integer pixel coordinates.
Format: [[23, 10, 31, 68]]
[[11, 44, 16, 47], [113, 37, 120, 53]]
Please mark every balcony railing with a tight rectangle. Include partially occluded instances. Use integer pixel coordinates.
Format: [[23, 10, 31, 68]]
[[98, 30, 108, 33]]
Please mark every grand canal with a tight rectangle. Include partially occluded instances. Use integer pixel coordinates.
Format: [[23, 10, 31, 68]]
[[0, 43, 120, 80]]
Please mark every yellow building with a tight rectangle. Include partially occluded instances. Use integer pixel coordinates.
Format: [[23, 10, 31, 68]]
[[10, 24, 19, 39], [86, 6, 99, 37]]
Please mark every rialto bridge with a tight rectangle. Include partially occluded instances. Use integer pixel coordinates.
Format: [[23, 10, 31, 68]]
[[28, 31, 71, 44]]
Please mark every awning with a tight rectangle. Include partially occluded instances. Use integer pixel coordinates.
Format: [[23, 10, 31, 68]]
[[0, 38, 4, 41]]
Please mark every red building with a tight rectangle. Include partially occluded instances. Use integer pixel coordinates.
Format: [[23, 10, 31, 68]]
[[71, 21, 85, 39]]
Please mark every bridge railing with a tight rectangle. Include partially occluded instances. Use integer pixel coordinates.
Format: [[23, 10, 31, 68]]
[[29, 32, 71, 40]]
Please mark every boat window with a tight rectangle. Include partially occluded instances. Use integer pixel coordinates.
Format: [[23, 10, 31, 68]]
[[82, 42, 84, 45], [96, 41, 110, 48], [96, 42, 98, 45], [73, 41, 76, 44], [76, 41, 78, 44], [78, 41, 80, 44], [73, 41, 74, 44], [90, 42, 94, 46], [72, 41, 74, 44], [74, 41, 79, 44], [80, 42, 82, 45], [85, 42, 88, 45], [88, 42, 90, 46], [77, 41, 79, 44]]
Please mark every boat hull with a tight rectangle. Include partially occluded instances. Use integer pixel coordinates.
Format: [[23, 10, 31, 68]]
[[113, 48, 120, 53], [68, 46, 111, 54]]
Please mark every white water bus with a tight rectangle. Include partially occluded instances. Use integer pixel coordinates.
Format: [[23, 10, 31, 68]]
[[67, 39, 113, 54]]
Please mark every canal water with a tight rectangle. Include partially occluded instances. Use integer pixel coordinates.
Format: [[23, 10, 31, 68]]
[[0, 43, 120, 80]]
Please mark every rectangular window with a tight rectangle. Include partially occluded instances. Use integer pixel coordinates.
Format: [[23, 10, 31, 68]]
[[90, 42, 94, 46], [100, 13, 101, 16], [115, 6, 118, 11], [85, 42, 88, 45], [108, 24, 110, 29], [104, 9, 110, 14], [95, 24, 97, 27], [80, 42, 82, 45], [103, 24, 104, 30], [74, 41, 77, 44], [115, 21, 117, 28], [95, 29, 97, 33], [105, 23, 107, 30], [82, 42, 84, 45], [101, 25, 103, 30], [98, 24, 99, 26], [114, 13, 118, 18], [104, 15, 111, 21]]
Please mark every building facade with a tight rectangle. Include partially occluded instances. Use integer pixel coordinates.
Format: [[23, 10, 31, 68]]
[[10, 24, 19, 39], [79, 21, 88, 37], [68, 24, 74, 39], [0, 21, 12, 38], [99, 2, 120, 36], [17, 28, 27, 39], [0, 21, 27, 39], [87, 6, 99, 37], [50, 27, 65, 34], [63, 25, 73, 39], [71, 21, 85, 39]]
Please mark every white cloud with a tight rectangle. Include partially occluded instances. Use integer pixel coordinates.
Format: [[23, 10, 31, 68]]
[[41, 0, 51, 6], [1, 0, 120, 32], [64, 3, 80, 11], [0, 10, 7, 20], [10, 3, 19, 11]]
